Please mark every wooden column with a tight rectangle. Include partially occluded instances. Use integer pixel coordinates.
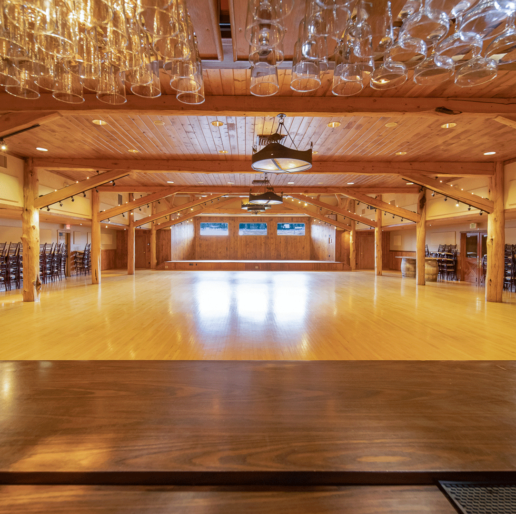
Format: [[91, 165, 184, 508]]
[[91, 189, 101, 284], [486, 161, 505, 302], [349, 200, 356, 271], [150, 203, 157, 270], [22, 159, 42, 302], [128, 193, 135, 275], [375, 195, 382, 276], [416, 188, 427, 286]]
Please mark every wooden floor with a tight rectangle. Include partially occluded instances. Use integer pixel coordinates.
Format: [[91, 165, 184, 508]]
[[160, 260, 347, 271], [1, 270, 515, 360]]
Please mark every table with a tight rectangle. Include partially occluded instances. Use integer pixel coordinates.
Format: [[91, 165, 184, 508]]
[[395, 256, 438, 281]]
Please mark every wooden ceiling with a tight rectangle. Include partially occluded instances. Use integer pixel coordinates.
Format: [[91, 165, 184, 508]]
[[6, 113, 516, 163]]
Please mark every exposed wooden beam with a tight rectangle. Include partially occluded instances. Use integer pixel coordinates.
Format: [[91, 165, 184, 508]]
[[4, 96, 516, 118], [493, 115, 516, 130], [91, 189, 101, 285], [157, 198, 236, 229], [486, 162, 505, 302], [288, 193, 377, 228], [400, 174, 494, 213], [35, 158, 495, 176], [333, 188, 421, 223], [97, 186, 421, 194], [0, 111, 61, 138], [134, 194, 225, 227], [34, 169, 129, 210], [375, 195, 382, 277], [99, 189, 180, 221], [284, 202, 352, 231]]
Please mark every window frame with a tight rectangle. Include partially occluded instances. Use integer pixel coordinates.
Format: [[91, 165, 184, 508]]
[[277, 222, 306, 236], [199, 222, 229, 236]]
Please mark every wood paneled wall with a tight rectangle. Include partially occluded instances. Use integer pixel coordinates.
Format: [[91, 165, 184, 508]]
[[310, 222, 336, 261], [116, 231, 128, 269], [157, 229, 172, 264], [170, 221, 195, 260], [101, 249, 116, 271], [136, 230, 151, 269], [194, 217, 311, 260], [356, 231, 375, 269], [335, 230, 350, 266]]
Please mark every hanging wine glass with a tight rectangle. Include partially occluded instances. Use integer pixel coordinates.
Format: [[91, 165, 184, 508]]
[[52, 60, 84, 103], [398, 0, 421, 20], [291, 39, 321, 92], [371, 2, 408, 89], [387, 36, 427, 69], [332, 31, 364, 96], [176, 77, 205, 104], [454, 55, 497, 85], [414, 50, 454, 84], [459, 0, 516, 40], [249, 41, 284, 65], [245, 0, 286, 47], [0, 59, 19, 86], [436, 15, 483, 66], [250, 61, 279, 96], [400, 0, 450, 48], [427, 0, 480, 18], [137, 0, 182, 39], [130, 60, 161, 98], [5, 61, 40, 99], [486, 14, 516, 63], [96, 56, 126, 105]]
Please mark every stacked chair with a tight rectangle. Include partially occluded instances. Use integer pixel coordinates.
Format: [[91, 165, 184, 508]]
[[504, 245, 515, 292], [436, 244, 458, 282], [0, 243, 22, 291], [73, 244, 91, 276]]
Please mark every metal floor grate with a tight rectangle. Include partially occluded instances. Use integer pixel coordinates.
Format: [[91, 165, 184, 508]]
[[439, 481, 516, 514]]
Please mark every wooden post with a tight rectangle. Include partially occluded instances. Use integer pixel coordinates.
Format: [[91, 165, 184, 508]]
[[150, 202, 157, 270], [128, 193, 135, 275], [22, 159, 42, 302], [416, 187, 427, 286], [486, 162, 505, 302], [375, 195, 382, 276], [349, 200, 356, 271], [91, 189, 101, 284]]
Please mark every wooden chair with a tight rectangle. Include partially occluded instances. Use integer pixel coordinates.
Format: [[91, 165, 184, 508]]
[[0, 242, 9, 291], [504, 245, 514, 292]]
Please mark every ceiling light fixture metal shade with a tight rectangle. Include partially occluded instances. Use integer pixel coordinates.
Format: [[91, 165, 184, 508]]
[[249, 189, 283, 205], [251, 113, 313, 173], [252, 143, 312, 173]]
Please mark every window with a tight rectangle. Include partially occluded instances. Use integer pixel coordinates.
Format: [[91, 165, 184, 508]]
[[239, 223, 267, 235], [277, 223, 305, 235], [200, 222, 228, 236]]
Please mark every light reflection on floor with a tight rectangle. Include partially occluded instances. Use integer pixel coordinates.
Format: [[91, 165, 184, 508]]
[[1, 270, 516, 360]]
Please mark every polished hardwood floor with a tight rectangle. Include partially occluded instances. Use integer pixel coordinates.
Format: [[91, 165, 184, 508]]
[[1, 270, 515, 360], [1, 361, 516, 482]]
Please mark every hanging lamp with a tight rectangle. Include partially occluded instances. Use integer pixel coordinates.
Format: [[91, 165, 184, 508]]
[[248, 176, 283, 205], [251, 114, 312, 173]]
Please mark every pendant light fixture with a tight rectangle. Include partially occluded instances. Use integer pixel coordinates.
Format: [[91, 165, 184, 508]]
[[251, 114, 312, 173], [248, 175, 284, 205]]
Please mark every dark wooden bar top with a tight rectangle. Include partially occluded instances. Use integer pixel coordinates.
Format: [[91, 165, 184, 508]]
[[0, 361, 515, 485]]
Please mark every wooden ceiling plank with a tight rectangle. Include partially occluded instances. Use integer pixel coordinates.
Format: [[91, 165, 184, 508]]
[[400, 173, 495, 213], [289, 193, 378, 227], [34, 169, 129, 210], [494, 115, 516, 130]]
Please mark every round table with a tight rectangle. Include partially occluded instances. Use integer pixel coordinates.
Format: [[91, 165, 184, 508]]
[[395, 256, 438, 282]]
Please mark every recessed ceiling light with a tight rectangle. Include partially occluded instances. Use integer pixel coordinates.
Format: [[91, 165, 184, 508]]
[[219, 150, 228, 154], [153, 120, 165, 126], [396, 151, 407, 155], [227, 181, 234, 184], [441, 123, 456, 129], [484, 151, 496, 155], [318, 182, 323, 184], [128, 149, 139, 153], [198, 181, 204, 184], [313, 150, 318, 154], [167, 181, 174, 184], [36, 147, 48, 152], [347, 182, 354, 185], [288, 181, 295, 184], [92, 119, 107, 126], [211, 121, 224, 127], [406, 182, 414, 185], [327, 121, 341, 128], [385, 122, 398, 128]]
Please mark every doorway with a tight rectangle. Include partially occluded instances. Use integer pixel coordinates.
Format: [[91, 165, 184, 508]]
[[356, 232, 375, 270], [460, 232, 487, 285]]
